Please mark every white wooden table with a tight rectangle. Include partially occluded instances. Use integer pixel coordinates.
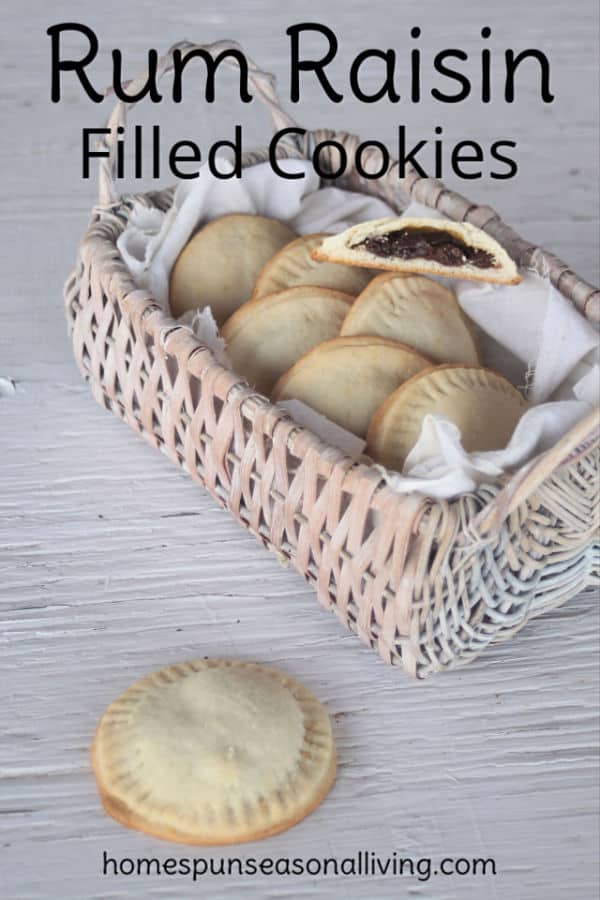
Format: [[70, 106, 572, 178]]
[[2, 2, 598, 898]]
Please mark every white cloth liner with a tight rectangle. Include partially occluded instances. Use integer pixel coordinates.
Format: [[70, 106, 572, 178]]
[[176, 308, 230, 367], [117, 159, 599, 499]]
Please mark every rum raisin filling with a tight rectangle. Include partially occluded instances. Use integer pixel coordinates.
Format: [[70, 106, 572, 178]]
[[353, 228, 496, 269]]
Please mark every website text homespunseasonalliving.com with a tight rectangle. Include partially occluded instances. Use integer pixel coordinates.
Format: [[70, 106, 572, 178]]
[[102, 850, 497, 882]]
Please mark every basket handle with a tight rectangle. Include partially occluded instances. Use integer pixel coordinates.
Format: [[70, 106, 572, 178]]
[[475, 407, 600, 537], [97, 39, 302, 205]]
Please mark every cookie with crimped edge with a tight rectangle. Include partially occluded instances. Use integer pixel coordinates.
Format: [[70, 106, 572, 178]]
[[366, 364, 528, 471], [91, 659, 336, 846], [272, 336, 431, 438], [311, 217, 521, 285], [252, 233, 375, 299], [222, 285, 354, 395], [169, 214, 296, 324], [341, 272, 480, 365]]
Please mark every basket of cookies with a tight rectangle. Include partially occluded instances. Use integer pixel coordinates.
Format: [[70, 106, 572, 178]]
[[64, 41, 599, 678]]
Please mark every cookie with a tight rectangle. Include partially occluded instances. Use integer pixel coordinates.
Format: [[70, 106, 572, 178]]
[[272, 336, 431, 438], [169, 214, 296, 324], [367, 364, 528, 471], [91, 659, 336, 846], [311, 217, 521, 285], [341, 273, 480, 365], [222, 286, 354, 395], [252, 233, 374, 299]]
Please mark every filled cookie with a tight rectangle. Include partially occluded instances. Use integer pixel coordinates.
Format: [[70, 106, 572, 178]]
[[91, 659, 336, 845], [169, 214, 296, 324], [367, 365, 528, 471], [272, 336, 431, 438], [312, 217, 521, 285], [222, 286, 353, 395], [252, 233, 374, 299], [341, 272, 480, 365]]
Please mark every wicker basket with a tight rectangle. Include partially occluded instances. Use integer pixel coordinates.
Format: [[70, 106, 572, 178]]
[[64, 42, 600, 678]]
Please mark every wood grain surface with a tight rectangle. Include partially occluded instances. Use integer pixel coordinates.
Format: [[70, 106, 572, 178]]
[[1, 1, 598, 898]]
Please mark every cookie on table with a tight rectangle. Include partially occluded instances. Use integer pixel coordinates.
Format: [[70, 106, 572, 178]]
[[169, 214, 296, 324], [91, 659, 336, 845], [222, 285, 354, 395]]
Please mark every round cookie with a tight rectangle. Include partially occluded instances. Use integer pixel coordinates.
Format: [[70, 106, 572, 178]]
[[91, 659, 336, 846], [272, 336, 431, 438], [341, 273, 480, 365], [222, 286, 354, 395], [169, 214, 296, 324], [252, 233, 375, 299], [367, 364, 528, 471]]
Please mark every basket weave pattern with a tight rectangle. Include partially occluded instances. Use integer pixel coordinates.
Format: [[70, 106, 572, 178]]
[[64, 43, 600, 677]]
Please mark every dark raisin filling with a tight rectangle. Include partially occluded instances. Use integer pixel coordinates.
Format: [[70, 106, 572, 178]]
[[353, 227, 496, 269]]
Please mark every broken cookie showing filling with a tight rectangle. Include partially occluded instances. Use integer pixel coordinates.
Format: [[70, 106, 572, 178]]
[[311, 217, 521, 285]]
